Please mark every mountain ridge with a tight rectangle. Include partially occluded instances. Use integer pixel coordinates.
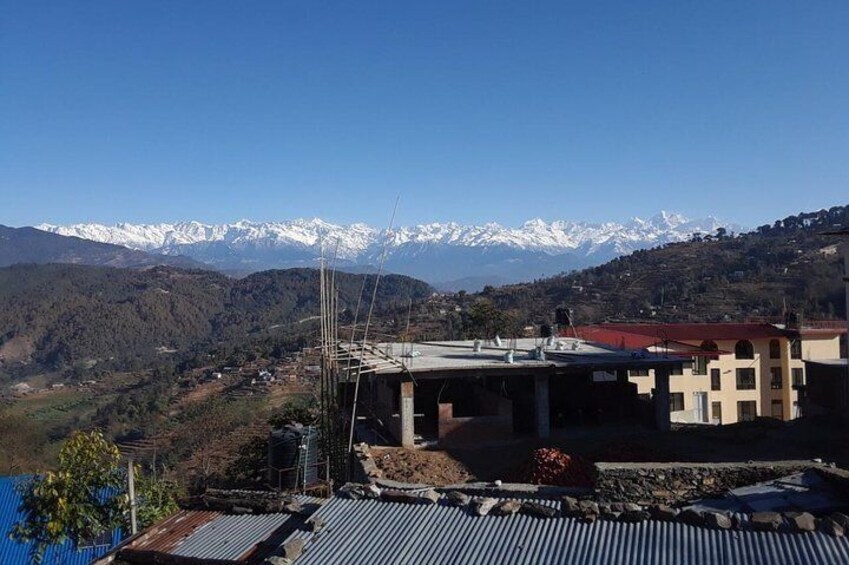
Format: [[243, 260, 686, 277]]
[[37, 212, 741, 289]]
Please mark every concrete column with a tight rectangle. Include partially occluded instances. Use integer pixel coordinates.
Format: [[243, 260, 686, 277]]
[[654, 368, 671, 431], [400, 379, 415, 448], [534, 374, 550, 439]]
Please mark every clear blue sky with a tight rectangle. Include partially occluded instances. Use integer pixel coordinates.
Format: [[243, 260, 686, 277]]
[[2, 1, 847, 228]]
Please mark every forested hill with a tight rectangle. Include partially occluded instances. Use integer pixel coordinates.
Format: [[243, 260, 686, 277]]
[[0, 264, 432, 374], [478, 205, 849, 326]]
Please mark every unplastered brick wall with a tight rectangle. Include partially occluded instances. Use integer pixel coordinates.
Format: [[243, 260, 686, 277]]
[[595, 461, 831, 505]]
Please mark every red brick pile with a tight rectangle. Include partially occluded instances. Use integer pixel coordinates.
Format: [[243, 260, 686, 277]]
[[517, 448, 594, 487]]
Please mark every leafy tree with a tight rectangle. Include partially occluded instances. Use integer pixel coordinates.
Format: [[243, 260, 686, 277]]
[[11, 430, 126, 563], [11, 430, 180, 563]]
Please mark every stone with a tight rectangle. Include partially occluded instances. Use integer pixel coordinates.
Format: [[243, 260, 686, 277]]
[[608, 503, 624, 513], [491, 500, 522, 516], [561, 496, 581, 517], [649, 505, 678, 522], [830, 512, 849, 530], [578, 500, 599, 516], [282, 539, 305, 560], [623, 503, 643, 513], [751, 511, 783, 532], [232, 505, 252, 515], [600, 510, 621, 521], [620, 510, 650, 523], [520, 501, 557, 518], [338, 484, 364, 500], [786, 512, 816, 533], [678, 509, 704, 527], [306, 516, 326, 532], [281, 498, 303, 514], [820, 517, 845, 537], [419, 489, 440, 505], [581, 512, 598, 524], [265, 557, 292, 565], [702, 512, 732, 530], [381, 490, 419, 505], [363, 484, 381, 499], [445, 491, 471, 507], [471, 497, 497, 516]]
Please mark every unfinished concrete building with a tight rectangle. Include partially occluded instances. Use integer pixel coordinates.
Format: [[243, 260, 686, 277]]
[[338, 338, 681, 447]]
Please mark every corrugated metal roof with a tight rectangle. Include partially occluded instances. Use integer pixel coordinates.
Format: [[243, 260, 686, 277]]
[[119, 495, 323, 563], [0, 475, 123, 565], [285, 496, 849, 565], [174, 513, 298, 561]]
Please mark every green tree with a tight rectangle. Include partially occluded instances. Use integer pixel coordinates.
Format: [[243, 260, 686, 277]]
[[11, 430, 126, 563], [11, 430, 180, 563]]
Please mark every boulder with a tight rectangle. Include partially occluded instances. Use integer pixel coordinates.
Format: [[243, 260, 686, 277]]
[[623, 503, 643, 513], [306, 516, 326, 532], [281, 498, 303, 514], [578, 500, 600, 516], [445, 491, 471, 507], [491, 500, 522, 516], [600, 510, 621, 521], [561, 496, 581, 517], [702, 512, 732, 530], [338, 484, 364, 500], [520, 501, 557, 519], [751, 511, 783, 532], [786, 512, 816, 533], [820, 517, 845, 537], [281, 539, 305, 560], [419, 489, 440, 505], [471, 497, 497, 516], [362, 484, 381, 499], [648, 505, 678, 522]]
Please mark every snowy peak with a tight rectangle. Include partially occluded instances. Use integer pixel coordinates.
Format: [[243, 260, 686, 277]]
[[36, 212, 738, 256], [35, 212, 741, 288]]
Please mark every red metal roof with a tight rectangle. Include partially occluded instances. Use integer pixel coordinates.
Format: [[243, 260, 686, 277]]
[[571, 326, 731, 356], [592, 323, 788, 342]]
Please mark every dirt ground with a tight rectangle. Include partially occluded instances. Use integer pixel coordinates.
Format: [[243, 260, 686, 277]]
[[371, 416, 849, 486]]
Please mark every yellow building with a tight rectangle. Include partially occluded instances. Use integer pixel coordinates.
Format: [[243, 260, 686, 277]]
[[577, 323, 845, 424]]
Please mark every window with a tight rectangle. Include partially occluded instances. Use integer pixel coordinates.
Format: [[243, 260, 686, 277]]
[[701, 340, 719, 361], [792, 368, 804, 387], [790, 340, 802, 359], [735, 340, 754, 360], [769, 339, 781, 359], [738, 400, 757, 422], [710, 368, 721, 391], [670, 363, 684, 376], [629, 368, 649, 377], [692, 356, 708, 375], [771, 399, 784, 419], [669, 393, 685, 412], [736, 368, 756, 390], [770, 367, 783, 390], [711, 401, 722, 424]]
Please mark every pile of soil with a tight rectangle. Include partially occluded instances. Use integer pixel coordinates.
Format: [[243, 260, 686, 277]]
[[515, 448, 594, 487], [372, 447, 473, 485]]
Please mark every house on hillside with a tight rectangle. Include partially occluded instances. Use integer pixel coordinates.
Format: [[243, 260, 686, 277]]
[[574, 323, 845, 424]]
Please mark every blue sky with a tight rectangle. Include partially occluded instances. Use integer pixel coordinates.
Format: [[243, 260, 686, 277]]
[[1, 1, 847, 228]]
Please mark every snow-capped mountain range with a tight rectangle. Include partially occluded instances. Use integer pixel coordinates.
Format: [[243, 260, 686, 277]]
[[36, 212, 741, 290]]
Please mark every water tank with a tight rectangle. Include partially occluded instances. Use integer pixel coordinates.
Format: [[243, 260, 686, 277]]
[[268, 425, 319, 490]]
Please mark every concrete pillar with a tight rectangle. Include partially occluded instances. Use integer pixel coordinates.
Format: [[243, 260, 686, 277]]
[[534, 374, 550, 439], [400, 379, 415, 448], [654, 368, 671, 431]]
